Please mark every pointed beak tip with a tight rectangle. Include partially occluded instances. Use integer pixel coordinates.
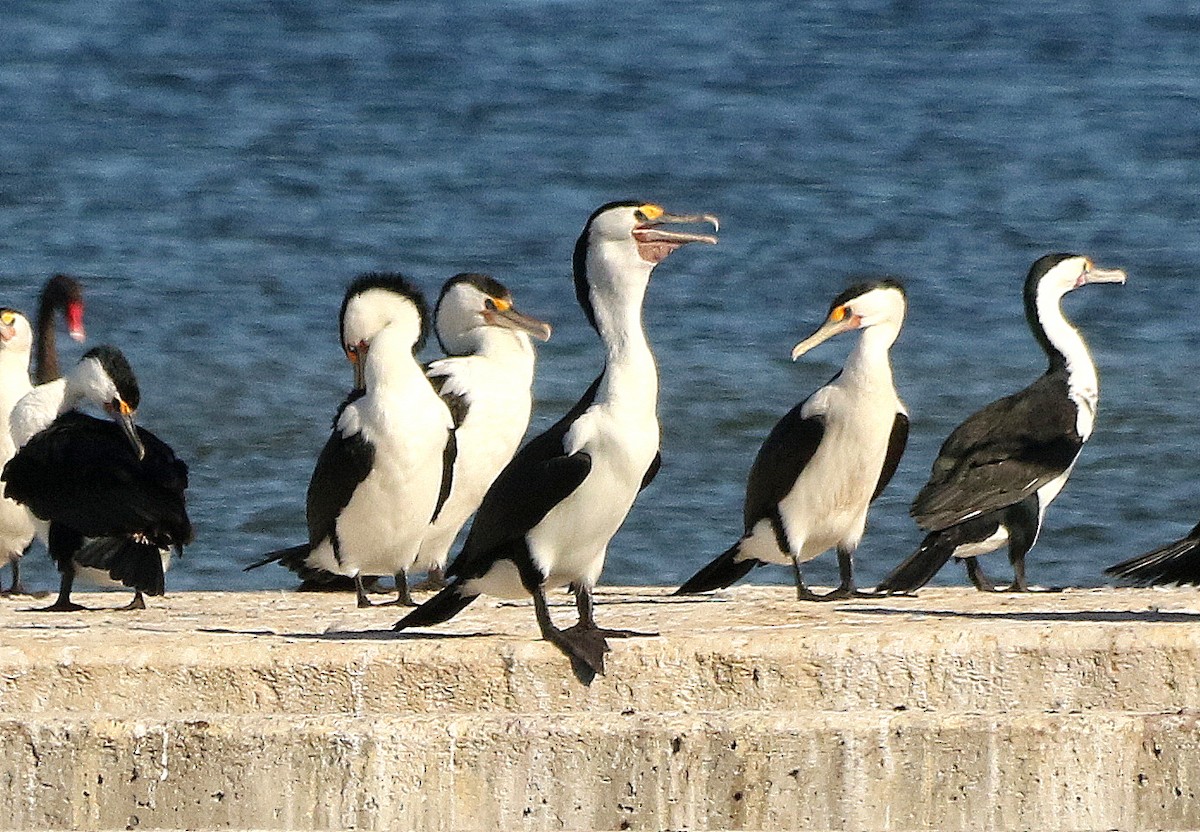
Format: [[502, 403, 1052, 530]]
[[69, 329, 86, 343]]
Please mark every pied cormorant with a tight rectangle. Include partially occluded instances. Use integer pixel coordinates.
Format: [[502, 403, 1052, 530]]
[[412, 272, 552, 588], [676, 279, 909, 600], [876, 253, 1125, 594], [249, 273, 456, 608], [395, 201, 717, 680]]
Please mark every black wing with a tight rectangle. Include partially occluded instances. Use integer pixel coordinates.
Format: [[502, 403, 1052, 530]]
[[2, 411, 191, 545], [871, 412, 909, 501], [431, 428, 457, 523], [640, 451, 662, 492], [742, 401, 825, 535], [427, 369, 470, 429], [912, 372, 1082, 532], [306, 417, 375, 551], [1106, 522, 1200, 586], [446, 375, 602, 581]]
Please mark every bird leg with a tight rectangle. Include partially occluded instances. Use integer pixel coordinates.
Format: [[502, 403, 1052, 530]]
[[820, 546, 879, 600], [565, 583, 656, 639], [965, 558, 1004, 592], [117, 590, 147, 611], [354, 575, 376, 608], [1003, 554, 1062, 593], [792, 549, 869, 601], [411, 565, 447, 592], [2, 559, 45, 597], [34, 568, 86, 613], [791, 554, 824, 601], [532, 585, 608, 680], [377, 570, 417, 607]]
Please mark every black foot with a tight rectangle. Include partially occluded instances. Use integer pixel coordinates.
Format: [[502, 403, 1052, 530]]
[[32, 600, 88, 612], [860, 586, 916, 598], [377, 596, 418, 608], [118, 592, 147, 611], [797, 584, 871, 601], [546, 625, 610, 680]]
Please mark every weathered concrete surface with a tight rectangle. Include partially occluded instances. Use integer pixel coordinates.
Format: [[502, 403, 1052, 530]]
[[3, 586, 1200, 830]]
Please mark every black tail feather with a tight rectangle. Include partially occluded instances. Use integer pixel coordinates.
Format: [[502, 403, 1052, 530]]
[[1106, 531, 1200, 586], [875, 530, 957, 594], [394, 582, 476, 630], [674, 543, 759, 595], [244, 544, 312, 572], [76, 537, 166, 596]]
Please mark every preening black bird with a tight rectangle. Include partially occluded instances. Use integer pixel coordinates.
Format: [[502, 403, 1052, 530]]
[[876, 254, 1125, 594], [395, 201, 717, 679], [2, 345, 192, 611], [675, 279, 909, 600]]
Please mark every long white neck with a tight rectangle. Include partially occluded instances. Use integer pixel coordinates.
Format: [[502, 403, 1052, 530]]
[[472, 329, 536, 389], [586, 247, 658, 413], [364, 326, 428, 393], [841, 319, 900, 391], [0, 344, 33, 421], [1036, 288, 1098, 400]]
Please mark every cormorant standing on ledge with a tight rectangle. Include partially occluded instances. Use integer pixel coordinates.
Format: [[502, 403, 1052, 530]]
[[877, 254, 1125, 594], [396, 202, 717, 679]]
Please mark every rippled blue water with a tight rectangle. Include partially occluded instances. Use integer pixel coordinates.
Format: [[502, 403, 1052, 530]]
[[3, 1, 1199, 593]]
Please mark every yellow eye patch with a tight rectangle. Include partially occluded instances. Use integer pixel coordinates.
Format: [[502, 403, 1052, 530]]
[[0, 312, 13, 326], [490, 296, 512, 312], [830, 306, 847, 323], [638, 203, 664, 220]]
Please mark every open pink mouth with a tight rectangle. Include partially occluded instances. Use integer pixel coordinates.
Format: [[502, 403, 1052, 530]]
[[632, 224, 719, 265]]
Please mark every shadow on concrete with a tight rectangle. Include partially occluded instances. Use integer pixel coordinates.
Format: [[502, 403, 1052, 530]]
[[844, 606, 1200, 624], [199, 626, 496, 641]]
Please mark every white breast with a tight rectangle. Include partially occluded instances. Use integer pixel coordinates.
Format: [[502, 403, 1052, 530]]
[[741, 375, 902, 566], [414, 355, 533, 572], [525, 400, 660, 589], [323, 379, 452, 578]]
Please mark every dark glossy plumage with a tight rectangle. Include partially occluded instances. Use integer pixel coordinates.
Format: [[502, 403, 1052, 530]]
[[2, 410, 190, 598], [1106, 523, 1200, 586], [305, 425, 375, 566], [742, 404, 826, 542], [4, 411, 188, 543], [911, 372, 1081, 532]]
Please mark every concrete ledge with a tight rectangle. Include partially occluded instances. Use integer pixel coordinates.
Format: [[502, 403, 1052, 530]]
[[4, 587, 1200, 830]]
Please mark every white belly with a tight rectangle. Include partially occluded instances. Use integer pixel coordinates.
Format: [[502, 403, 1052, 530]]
[[471, 404, 659, 597], [414, 395, 530, 573], [334, 441, 444, 578], [741, 393, 897, 566]]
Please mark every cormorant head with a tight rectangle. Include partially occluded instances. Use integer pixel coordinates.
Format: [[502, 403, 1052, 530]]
[[572, 201, 718, 330], [76, 345, 144, 460], [340, 272, 430, 389], [792, 278, 908, 359], [434, 273, 552, 356], [1025, 254, 1126, 307], [0, 308, 34, 354]]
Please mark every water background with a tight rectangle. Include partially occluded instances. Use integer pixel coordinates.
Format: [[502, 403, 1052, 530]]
[[3, 0, 1199, 593]]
